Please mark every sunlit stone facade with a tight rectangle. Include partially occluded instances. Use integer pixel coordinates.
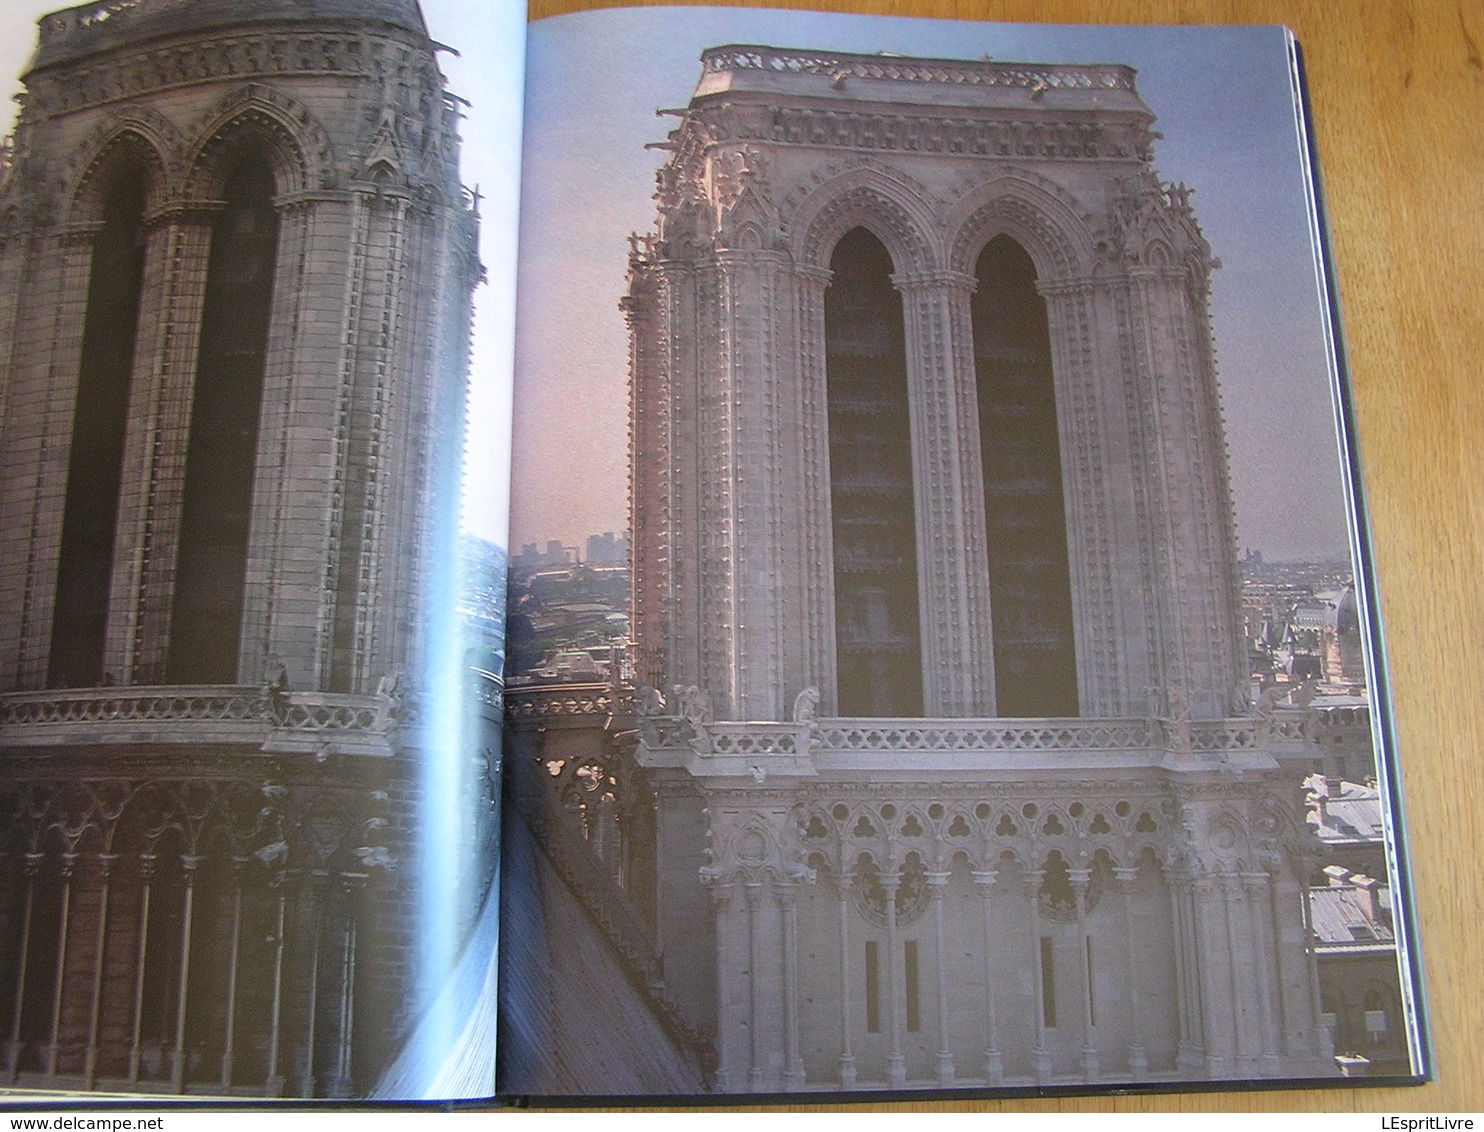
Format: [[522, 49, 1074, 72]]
[[0, 0, 481, 1096], [622, 46, 1333, 1092]]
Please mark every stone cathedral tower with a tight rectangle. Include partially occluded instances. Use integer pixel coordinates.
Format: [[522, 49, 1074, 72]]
[[0, 0, 481, 1097], [624, 47, 1332, 1092]]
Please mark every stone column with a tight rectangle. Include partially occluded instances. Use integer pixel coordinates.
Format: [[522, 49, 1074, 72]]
[[1114, 865, 1149, 1079], [297, 883, 323, 1099], [895, 271, 995, 716], [927, 868, 955, 1086], [712, 248, 790, 720], [5, 230, 94, 688], [883, 868, 905, 1088], [111, 206, 217, 684], [219, 859, 245, 1089], [264, 877, 288, 1097], [1023, 869, 1052, 1084], [45, 852, 76, 1078], [127, 853, 155, 1084], [1220, 871, 1252, 1075], [0, 213, 29, 423], [84, 853, 116, 1089], [1243, 870, 1282, 1075], [326, 884, 359, 1099], [1070, 867, 1099, 1080], [237, 194, 314, 686], [779, 882, 805, 1090], [1298, 859, 1333, 1062], [1190, 872, 1229, 1079], [622, 259, 665, 690], [708, 883, 739, 1093], [835, 870, 857, 1088], [745, 881, 767, 1092], [1039, 279, 1130, 716], [973, 867, 1003, 1085], [662, 258, 706, 704], [1169, 864, 1206, 1073], [793, 265, 838, 712], [170, 854, 200, 1093], [1109, 261, 1243, 719], [5, 853, 40, 1079], [1263, 856, 1297, 1061]]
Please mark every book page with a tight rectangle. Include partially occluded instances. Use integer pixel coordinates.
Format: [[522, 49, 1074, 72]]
[[503, 3, 1425, 1098], [0, 0, 525, 1102]]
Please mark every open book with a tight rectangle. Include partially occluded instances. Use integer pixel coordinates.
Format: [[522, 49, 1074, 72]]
[[0, 0, 1428, 1104]]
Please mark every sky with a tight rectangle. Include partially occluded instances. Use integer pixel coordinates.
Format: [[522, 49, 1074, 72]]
[[0, 2, 1358, 562]]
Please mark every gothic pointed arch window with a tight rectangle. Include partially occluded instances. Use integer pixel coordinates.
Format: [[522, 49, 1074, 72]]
[[824, 226, 923, 717], [49, 154, 150, 688], [167, 148, 280, 684], [971, 233, 1077, 717]]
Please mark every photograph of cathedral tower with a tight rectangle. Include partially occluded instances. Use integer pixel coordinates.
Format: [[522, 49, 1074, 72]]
[[0, 0, 486, 1097], [621, 42, 1317, 1093], [501, 20, 1417, 1099]]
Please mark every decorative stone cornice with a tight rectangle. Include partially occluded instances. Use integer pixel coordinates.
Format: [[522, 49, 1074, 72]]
[[502, 681, 633, 729], [25, 28, 441, 122], [759, 107, 1148, 163]]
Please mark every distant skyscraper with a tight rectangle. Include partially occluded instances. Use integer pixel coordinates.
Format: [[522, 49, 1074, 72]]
[[0, 0, 479, 1096]]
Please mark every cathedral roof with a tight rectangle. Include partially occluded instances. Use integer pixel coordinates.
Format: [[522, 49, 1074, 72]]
[[27, 0, 430, 74]]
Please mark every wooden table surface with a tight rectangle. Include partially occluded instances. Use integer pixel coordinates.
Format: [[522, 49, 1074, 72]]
[[528, 0, 1484, 1112]]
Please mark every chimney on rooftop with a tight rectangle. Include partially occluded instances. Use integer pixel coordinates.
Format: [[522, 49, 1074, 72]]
[[1352, 873, 1384, 924]]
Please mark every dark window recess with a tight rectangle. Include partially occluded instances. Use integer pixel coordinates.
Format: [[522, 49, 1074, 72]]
[[972, 235, 1078, 717], [904, 939, 921, 1033], [167, 154, 278, 684], [1040, 935, 1057, 1029], [825, 227, 923, 716], [865, 940, 881, 1034], [49, 163, 148, 687]]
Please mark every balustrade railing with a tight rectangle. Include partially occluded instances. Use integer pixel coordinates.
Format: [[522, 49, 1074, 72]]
[[0, 685, 403, 747], [816, 718, 1153, 753], [502, 682, 631, 723], [701, 46, 1137, 93], [500, 682, 1365, 760]]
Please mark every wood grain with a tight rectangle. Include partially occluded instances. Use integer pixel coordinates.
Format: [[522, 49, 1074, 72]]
[[525, 0, 1484, 1111]]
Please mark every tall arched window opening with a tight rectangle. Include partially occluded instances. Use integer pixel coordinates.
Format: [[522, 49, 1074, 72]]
[[167, 152, 279, 684], [49, 161, 149, 688], [825, 227, 923, 716], [972, 234, 1077, 717]]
